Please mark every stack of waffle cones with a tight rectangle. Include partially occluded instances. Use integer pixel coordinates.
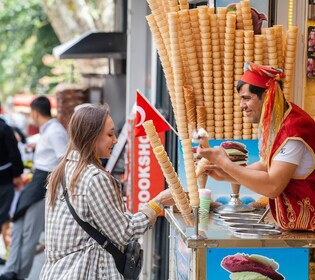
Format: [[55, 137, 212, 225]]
[[143, 120, 194, 226], [143, 0, 299, 224], [283, 26, 298, 101], [233, 29, 244, 140], [146, 0, 299, 141], [153, 145, 194, 226], [223, 13, 236, 139]]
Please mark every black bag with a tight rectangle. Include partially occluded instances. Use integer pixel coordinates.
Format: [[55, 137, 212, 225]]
[[123, 241, 143, 280], [61, 177, 143, 279]]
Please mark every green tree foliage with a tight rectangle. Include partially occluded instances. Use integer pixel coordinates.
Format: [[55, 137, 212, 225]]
[[0, 0, 60, 100]]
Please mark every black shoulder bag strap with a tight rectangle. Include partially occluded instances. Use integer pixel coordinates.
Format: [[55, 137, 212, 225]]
[[61, 176, 126, 275]]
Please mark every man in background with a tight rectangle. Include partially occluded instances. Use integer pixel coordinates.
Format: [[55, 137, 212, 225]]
[[0, 96, 68, 280]]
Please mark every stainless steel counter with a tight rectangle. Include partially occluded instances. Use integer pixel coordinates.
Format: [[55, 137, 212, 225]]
[[165, 209, 315, 249]]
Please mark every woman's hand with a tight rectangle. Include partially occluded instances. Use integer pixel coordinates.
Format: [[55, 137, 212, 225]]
[[154, 189, 175, 207]]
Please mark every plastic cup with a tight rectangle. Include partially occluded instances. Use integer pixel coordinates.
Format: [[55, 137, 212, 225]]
[[199, 189, 211, 199]]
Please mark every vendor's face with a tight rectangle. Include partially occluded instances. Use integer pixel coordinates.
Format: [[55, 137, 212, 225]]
[[239, 84, 265, 124], [95, 115, 117, 159]]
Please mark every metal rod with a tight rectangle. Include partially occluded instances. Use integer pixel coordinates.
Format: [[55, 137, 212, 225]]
[[193, 206, 199, 237], [257, 206, 270, 224]]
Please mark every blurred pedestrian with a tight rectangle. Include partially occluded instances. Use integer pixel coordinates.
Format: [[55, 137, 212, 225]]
[[0, 96, 68, 280], [0, 118, 24, 265]]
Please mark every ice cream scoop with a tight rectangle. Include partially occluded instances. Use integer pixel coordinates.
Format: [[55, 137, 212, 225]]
[[221, 141, 248, 166], [229, 271, 272, 280], [221, 253, 284, 280]]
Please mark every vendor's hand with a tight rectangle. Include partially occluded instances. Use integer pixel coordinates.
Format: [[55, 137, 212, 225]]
[[197, 146, 230, 167], [204, 164, 240, 184], [154, 189, 175, 207], [204, 164, 229, 181], [13, 176, 23, 191]]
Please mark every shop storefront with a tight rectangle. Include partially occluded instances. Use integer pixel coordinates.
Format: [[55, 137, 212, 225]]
[[126, 0, 315, 279]]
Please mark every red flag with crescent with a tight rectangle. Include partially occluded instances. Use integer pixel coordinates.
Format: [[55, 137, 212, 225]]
[[135, 90, 171, 137]]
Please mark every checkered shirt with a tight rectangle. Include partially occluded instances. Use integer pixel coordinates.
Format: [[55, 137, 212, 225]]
[[40, 150, 150, 280]]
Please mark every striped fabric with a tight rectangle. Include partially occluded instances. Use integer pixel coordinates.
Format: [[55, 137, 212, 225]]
[[40, 150, 150, 280]]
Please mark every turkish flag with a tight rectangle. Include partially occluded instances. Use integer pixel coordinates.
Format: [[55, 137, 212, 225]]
[[135, 90, 171, 137]]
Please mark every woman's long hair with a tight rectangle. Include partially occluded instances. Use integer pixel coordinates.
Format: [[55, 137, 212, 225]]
[[47, 103, 110, 207]]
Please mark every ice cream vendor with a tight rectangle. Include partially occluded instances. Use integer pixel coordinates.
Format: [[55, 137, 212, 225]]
[[197, 62, 315, 232]]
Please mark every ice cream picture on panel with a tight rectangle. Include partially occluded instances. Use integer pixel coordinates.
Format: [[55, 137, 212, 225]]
[[221, 253, 285, 280]]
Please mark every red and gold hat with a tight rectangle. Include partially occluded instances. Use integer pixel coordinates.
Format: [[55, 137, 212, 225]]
[[241, 62, 287, 163], [240, 62, 285, 88]]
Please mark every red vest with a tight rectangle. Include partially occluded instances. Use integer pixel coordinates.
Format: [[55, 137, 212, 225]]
[[268, 103, 315, 231]]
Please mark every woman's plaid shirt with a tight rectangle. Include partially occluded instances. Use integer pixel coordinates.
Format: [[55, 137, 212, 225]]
[[40, 150, 150, 279]]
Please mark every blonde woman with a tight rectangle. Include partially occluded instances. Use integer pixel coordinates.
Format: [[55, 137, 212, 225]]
[[40, 104, 174, 279]]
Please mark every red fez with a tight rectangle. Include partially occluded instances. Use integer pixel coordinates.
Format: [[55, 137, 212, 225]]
[[240, 62, 285, 89], [240, 70, 272, 89]]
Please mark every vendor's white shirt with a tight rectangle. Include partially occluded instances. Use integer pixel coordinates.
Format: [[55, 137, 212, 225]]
[[273, 139, 314, 177], [33, 119, 68, 172]]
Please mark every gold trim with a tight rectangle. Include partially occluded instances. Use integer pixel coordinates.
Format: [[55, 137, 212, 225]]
[[267, 103, 292, 171]]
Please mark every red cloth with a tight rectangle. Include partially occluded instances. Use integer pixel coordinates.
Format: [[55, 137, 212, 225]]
[[268, 103, 315, 231], [135, 90, 171, 137]]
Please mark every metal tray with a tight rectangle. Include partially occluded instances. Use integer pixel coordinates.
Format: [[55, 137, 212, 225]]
[[223, 218, 269, 226], [233, 228, 282, 238], [219, 213, 262, 220], [228, 223, 275, 232]]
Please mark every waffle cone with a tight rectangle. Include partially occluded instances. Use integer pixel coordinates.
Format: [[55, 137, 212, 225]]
[[197, 106, 207, 130], [195, 157, 211, 177], [183, 85, 196, 124]]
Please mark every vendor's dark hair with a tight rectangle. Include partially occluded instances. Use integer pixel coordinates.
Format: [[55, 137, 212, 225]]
[[30, 96, 51, 117], [237, 80, 284, 100], [236, 81, 266, 99]]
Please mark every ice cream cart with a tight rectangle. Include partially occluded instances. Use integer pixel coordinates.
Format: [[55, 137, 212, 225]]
[[166, 209, 315, 280]]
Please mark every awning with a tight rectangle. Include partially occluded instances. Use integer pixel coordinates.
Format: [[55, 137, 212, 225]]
[[53, 31, 127, 59]]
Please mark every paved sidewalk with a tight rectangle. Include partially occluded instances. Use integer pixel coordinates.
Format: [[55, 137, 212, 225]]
[[0, 235, 45, 280]]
